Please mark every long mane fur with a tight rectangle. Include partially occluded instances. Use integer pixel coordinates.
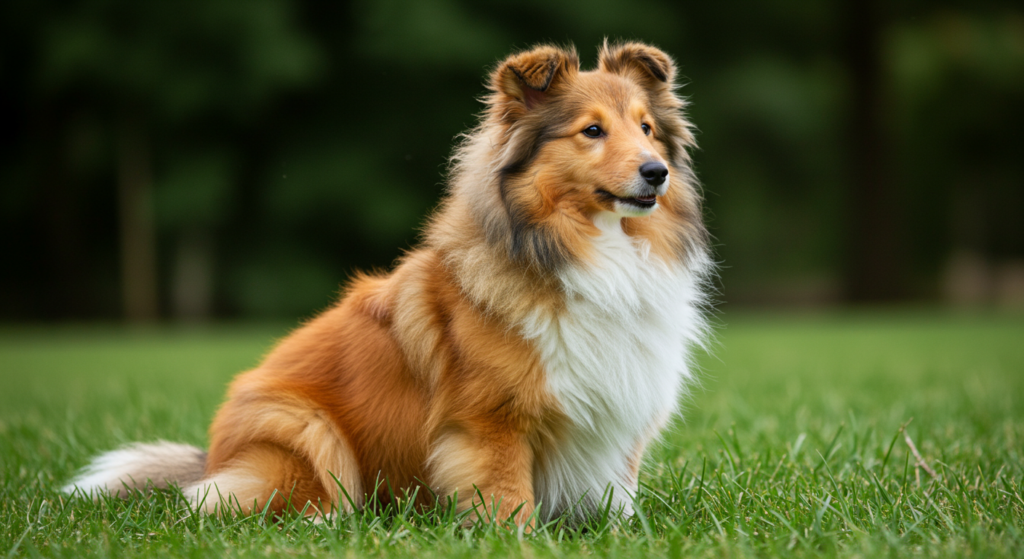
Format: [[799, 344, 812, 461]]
[[428, 41, 709, 322]]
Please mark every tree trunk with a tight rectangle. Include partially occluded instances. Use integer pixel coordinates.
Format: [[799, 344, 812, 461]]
[[117, 113, 159, 321], [843, 0, 906, 302]]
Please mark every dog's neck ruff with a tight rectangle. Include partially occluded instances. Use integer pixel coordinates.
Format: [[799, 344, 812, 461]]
[[520, 211, 708, 520]]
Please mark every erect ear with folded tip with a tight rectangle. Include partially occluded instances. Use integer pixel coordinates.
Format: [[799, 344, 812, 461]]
[[598, 41, 676, 88], [489, 45, 580, 120]]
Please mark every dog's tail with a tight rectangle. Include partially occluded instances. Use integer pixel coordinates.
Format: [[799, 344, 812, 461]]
[[62, 441, 207, 498]]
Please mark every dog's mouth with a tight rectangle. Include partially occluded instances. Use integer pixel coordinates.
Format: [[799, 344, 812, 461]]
[[597, 190, 658, 209]]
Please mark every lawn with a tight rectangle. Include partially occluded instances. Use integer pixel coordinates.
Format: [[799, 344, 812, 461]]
[[1, 312, 1022, 557]]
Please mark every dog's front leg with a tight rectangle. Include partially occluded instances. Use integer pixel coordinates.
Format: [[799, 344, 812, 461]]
[[428, 424, 535, 528]]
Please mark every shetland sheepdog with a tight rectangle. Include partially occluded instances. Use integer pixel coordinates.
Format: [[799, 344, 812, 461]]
[[65, 41, 711, 526]]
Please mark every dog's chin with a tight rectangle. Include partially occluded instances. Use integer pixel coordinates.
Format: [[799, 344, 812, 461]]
[[614, 199, 658, 217], [597, 190, 659, 217]]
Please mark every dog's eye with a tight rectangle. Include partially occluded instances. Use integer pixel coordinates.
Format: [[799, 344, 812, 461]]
[[582, 125, 604, 138], [641, 123, 652, 136]]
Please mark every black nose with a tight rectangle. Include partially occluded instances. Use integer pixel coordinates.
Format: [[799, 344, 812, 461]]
[[639, 161, 668, 186]]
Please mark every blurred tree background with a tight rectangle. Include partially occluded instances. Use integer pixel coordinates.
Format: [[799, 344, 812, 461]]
[[1, 0, 1022, 321]]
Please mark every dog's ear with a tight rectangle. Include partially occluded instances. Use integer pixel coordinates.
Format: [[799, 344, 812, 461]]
[[489, 45, 579, 116], [598, 41, 675, 87]]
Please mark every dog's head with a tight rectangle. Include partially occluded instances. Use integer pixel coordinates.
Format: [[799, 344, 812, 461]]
[[458, 42, 705, 271]]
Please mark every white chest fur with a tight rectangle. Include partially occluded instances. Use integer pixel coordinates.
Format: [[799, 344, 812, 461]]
[[520, 212, 708, 520]]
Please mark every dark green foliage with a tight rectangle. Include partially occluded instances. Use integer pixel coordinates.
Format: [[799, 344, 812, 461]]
[[2, 1, 1023, 318]]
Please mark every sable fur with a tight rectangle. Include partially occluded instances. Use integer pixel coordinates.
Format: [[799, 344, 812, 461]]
[[65, 41, 712, 525]]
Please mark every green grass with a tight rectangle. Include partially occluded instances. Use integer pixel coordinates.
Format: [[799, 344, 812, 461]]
[[2, 312, 1022, 557]]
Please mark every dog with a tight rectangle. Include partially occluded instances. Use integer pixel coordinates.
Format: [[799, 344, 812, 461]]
[[64, 41, 711, 526]]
